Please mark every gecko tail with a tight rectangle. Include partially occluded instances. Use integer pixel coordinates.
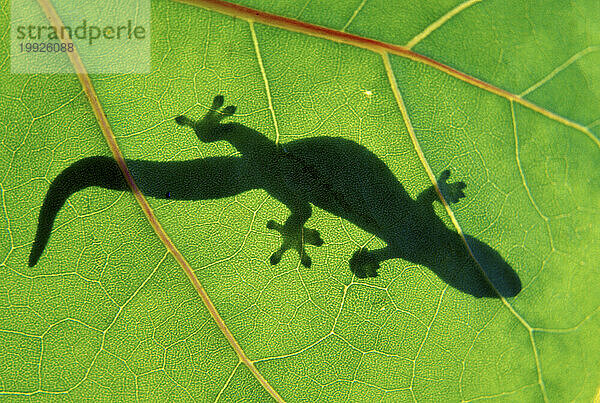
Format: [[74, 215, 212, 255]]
[[28, 156, 128, 267]]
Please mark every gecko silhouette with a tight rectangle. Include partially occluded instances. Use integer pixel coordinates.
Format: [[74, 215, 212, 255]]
[[29, 95, 521, 298]]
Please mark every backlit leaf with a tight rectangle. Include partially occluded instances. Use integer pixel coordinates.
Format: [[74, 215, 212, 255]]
[[1, 0, 598, 400]]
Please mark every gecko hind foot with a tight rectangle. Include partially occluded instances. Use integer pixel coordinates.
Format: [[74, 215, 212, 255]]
[[438, 169, 466, 204], [267, 220, 323, 268], [349, 248, 380, 278]]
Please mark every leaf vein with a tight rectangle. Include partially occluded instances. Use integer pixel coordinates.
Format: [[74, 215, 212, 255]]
[[405, 0, 482, 49], [520, 46, 600, 97], [341, 0, 367, 32], [249, 21, 282, 145], [175, 0, 600, 147]]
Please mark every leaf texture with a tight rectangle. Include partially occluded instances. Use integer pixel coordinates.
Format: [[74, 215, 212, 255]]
[[0, 0, 598, 401]]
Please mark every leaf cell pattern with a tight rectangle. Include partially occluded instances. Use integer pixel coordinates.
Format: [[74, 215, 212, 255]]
[[0, 0, 598, 401]]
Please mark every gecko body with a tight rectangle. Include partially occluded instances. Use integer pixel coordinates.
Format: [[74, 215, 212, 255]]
[[29, 95, 521, 298]]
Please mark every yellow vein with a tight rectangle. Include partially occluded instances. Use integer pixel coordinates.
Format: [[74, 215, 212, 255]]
[[381, 52, 461, 243], [65, 251, 170, 395], [462, 382, 539, 402], [341, 0, 367, 32], [0, 184, 14, 266], [533, 303, 599, 333], [215, 361, 242, 402], [520, 46, 600, 97], [34, 1, 283, 401], [295, 0, 311, 21], [249, 21, 281, 145], [409, 285, 447, 401], [507, 111, 533, 190], [405, 0, 482, 49], [528, 330, 549, 402], [510, 101, 555, 251], [382, 51, 549, 401]]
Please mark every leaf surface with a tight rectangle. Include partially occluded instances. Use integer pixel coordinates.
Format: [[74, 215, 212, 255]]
[[0, 0, 598, 401]]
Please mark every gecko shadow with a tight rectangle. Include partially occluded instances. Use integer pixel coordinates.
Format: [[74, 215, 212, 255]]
[[29, 95, 521, 298]]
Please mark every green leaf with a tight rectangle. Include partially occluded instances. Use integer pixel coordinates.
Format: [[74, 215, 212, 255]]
[[1, 0, 599, 401]]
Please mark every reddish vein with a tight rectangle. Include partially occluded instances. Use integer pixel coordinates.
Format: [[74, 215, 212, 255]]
[[174, 0, 599, 147]]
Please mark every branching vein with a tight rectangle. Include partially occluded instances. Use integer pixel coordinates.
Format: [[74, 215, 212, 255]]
[[249, 21, 281, 145], [405, 0, 482, 49], [342, 0, 367, 32], [520, 46, 599, 97]]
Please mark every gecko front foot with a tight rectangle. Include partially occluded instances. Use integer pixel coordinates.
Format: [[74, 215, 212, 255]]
[[266, 220, 323, 268], [175, 95, 236, 143], [349, 248, 380, 278], [438, 169, 466, 204]]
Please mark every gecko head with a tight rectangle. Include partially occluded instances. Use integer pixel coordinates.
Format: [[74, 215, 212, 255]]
[[463, 234, 522, 298], [417, 227, 522, 298]]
